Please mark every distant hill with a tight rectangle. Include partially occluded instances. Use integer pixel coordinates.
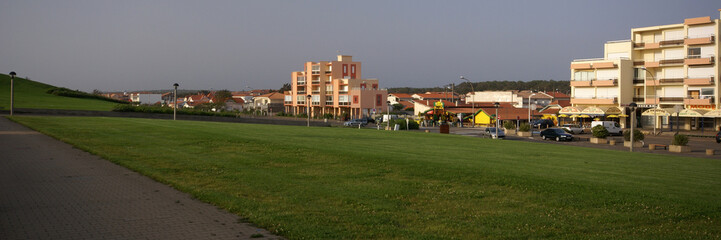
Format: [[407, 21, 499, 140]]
[[389, 80, 570, 94], [0, 74, 120, 111]]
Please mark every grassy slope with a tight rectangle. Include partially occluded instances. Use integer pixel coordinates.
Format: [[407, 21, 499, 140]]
[[11, 116, 721, 239], [0, 74, 117, 111]]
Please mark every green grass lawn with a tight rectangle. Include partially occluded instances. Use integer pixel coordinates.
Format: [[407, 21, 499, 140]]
[[10, 116, 721, 239], [0, 74, 117, 111]]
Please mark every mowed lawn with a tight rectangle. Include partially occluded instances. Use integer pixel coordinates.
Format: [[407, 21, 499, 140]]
[[10, 116, 721, 239], [0, 74, 117, 111]]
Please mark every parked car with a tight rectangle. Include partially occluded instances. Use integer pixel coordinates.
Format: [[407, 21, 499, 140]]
[[484, 127, 506, 139], [531, 119, 554, 129], [561, 124, 584, 134], [540, 128, 573, 141], [343, 119, 367, 127], [359, 117, 376, 124]]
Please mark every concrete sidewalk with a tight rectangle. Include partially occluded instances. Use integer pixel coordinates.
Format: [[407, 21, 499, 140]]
[[0, 117, 282, 239]]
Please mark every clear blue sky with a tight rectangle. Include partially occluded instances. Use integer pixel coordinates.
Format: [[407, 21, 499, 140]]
[[0, 0, 718, 92]]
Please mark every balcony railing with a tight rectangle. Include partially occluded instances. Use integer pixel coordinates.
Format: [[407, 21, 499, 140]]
[[311, 80, 320, 84], [312, 101, 320, 105], [685, 35, 715, 45], [570, 97, 617, 105], [659, 97, 684, 102], [284, 101, 292, 104], [592, 79, 618, 87], [312, 91, 320, 94], [685, 55, 715, 65], [685, 76, 714, 85], [570, 80, 592, 87], [297, 91, 306, 94], [659, 58, 684, 65], [659, 39, 684, 46], [338, 102, 350, 106], [632, 97, 644, 102], [325, 101, 334, 105], [297, 101, 306, 104], [659, 78, 684, 84], [633, 42, 645, 48], [633, 79, 644, 84], [684, 97, 714, 105], [339, 90, 348, 94], [297, 81, 306, 85]]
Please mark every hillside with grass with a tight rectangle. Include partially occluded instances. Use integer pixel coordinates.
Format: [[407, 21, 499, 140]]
[[0, 74, 120, 111], [11, 116, 721, 239]]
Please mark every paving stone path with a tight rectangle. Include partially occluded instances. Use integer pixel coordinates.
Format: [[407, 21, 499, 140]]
[[0, 117, 282, 239]]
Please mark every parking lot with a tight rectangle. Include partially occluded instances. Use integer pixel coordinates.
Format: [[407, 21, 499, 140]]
[[419, 126, 721, 159]]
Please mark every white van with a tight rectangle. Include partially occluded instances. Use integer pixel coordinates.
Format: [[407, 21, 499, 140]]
[[591, 121, 622, 135]]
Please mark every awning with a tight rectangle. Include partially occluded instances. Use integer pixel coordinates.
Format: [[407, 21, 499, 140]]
[[558, 114, 568, 118], [603, 107, 623, 115], [618, 114, 629, 117], [641, 108, 672, 116], [581, 106, 605, 116], [559, 106, 585, 115], [607, 114, 619, 118], [704, 109, 721, 118], [578, 115, 591, 118], [569, 114, 579, 118], [678, 109, 709, 117]]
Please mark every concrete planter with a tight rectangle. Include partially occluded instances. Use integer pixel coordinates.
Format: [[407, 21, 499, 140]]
[[623, 141, 643, 148], [505, 129, 516, 135], [517, 131, 532, 137], [590, 137, 607, 144], [608, 140, 617, 145], [669, 145, 691, 153]]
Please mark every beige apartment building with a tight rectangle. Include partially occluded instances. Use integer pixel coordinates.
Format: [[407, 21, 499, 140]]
[[568, 10, 721, 131], [284, 55, 387, 119]]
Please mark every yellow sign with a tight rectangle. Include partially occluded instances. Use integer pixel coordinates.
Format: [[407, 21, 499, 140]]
[[434, 101, 445, 109]]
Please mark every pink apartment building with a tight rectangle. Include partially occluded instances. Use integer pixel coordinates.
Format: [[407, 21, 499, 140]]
[[284, 55, 387, 119]]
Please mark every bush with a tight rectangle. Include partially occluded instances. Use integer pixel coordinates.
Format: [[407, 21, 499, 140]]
[[623, 129, 645, 142], [672, 134, 689, 146], [519, 123, 530, 132], [296, 113, 308, 118], [503, 121, 515, 130], [47, 87, 129, 104], [591, 125, 609, 139], [393, 119, 419, 130], [322, 113, 334, 119]]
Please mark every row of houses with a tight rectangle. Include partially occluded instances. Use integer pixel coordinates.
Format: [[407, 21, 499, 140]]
[[102, 89, 285, 114]]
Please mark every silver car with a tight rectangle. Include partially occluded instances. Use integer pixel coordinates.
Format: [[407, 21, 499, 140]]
[[561, 124, 584, 134], [485, 127, 506, 139]]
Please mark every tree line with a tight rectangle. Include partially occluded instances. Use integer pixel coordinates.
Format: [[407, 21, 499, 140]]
[[388, 80, 570, 94]]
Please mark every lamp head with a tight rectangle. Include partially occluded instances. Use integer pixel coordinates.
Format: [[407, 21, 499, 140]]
[[494, 102, 499, 107], [629, 102, 637, 110], [306, 94, 311, 99], [9, 71, 16, 77], [173, 83, 179, 87], [459, 76, 466, 80]]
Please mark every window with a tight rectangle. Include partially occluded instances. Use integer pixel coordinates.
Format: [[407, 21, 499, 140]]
[[311, 65, 320, 74], [351, 65, 355, 74], [325, 85, 333, 91], [688, 48, 701, 58], [296, 95, 306, 103], [688, 25, 715, 38], [634, 68, 645, 80], [688, 67, 714, 78], [338, 95, 348, 102], [325, 96, 333, 101], [596, 69, 618, 80], [353, 95, 359, 104], [376, 94, 382, 106], [312, 95, 320, 102], [297, 76, 305, 84], [573, 71, 593, 81], [372, 84, 378, 89], [701, 88, 714, 96], [360, 83, 366, 89]]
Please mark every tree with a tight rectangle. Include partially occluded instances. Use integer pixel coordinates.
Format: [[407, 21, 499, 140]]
[[279, 83, 291, 92], [214, 90, 232, 103], [392, 103, 405, 111]]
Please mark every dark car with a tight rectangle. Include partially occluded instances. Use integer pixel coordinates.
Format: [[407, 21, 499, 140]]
[[343, 119, 368, 127], [531, 119, 554, 129], [540, 128, 573, 141], [360, 117, 376, 124]]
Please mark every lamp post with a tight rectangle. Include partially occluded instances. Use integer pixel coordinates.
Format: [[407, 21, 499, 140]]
[[528, 93, 536, 136], [641, 67, 657, 135], [9, 72, 16, 116], [629, 102, 637, 152], [173, 83, 179, 120], [459, 76, 475, 127], [494, 102, 500, 139], [306, 94, 312, 127], [387, 101, 391, 130], [674, 105, 682, 135]]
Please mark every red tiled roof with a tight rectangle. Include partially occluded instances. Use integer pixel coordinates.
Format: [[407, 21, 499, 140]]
[[257, 92, 285, 99], [550, 100, 571, 107], [413, 92, 457, 99], [546, 91, 570, 98], [389, 93, 413, 99]]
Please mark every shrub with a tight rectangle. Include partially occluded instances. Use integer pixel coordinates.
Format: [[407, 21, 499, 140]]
[[322, 113, 334, 119], [623, 129, 645, 142], [672, 134, 689, 146], [503, 121, 515, 130], [519, 123, 530, 132], [393, 119, 419, 130], [296, 113, 308, 118], [591, 125, 609, 139], [47, 87, 129, 104]]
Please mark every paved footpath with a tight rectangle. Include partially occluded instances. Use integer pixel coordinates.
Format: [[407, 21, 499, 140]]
[[0, 117, 282, 240]]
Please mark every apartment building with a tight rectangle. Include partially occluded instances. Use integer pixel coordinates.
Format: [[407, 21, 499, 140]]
[[568, 10, 721, 131], [284, 55, 388, 119]]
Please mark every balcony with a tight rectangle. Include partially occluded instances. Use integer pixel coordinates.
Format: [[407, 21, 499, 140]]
[[633, 97, 644, 102], [685, 55, 714, 66], [325, 101, 334, 105], [633, 42, 645, 48], [685, 35, 715, 45], [633, 61, 645, 66], [592, 79, 617, 87], [570, 80, 592, 87], [659, 97, 684, 102], [644, 61, 660, 68], [339, 90, 348, 94], [645, 80, 660, 86], [684, 16, 712, 25], [633, 79, 644, 84], [644, 42, 661, 49], [297, 101, 306, 105], [659, 39, 684, 47], [658, 58, 684, 65], [570, 97, 617, 105], [284, 101, 292, 105], [311, 90, 320, 94], [312, 101, 321, 106], [684, 76, 714, 86], [684, 97, 714, 105], [592, 62, 616, 69], [297, 91, 306, 94], [297, 81, 306, 85], [659, 78, 684, 84], [570, 63, 592, 70], [338, 102, 350, 106], [645, 98, 659, 104]]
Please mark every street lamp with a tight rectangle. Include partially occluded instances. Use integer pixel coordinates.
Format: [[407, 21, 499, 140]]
[[528, 93, 537, 125], [629, 102, 637, 152], [641, 67, 657, 135], [9, 72, 16, 116], [459, 76, 475, 127], [306, 94, 312, 127], [173, 83, 179, 120], [387, 101, 391, 130], [494, 102, 500, 139]]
